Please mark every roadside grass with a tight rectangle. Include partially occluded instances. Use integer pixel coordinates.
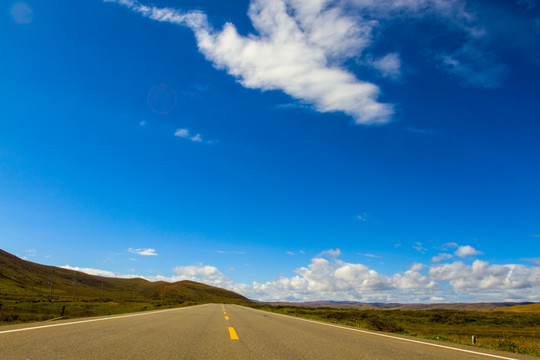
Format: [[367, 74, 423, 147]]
[[0, 299, 200, 325], [251, 305, 540, 357]]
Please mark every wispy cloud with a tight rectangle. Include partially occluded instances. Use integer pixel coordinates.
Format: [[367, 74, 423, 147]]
[[356, 214, 367, 222], [413, 242, 427, 253], [215, 250, 245, 255], [359, 253, 380, 258], [24, 249, 37, 257], [128, 248, 158, 256]]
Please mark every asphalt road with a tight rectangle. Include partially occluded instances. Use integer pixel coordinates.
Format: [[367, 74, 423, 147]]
[[0, 303, 536, 360]]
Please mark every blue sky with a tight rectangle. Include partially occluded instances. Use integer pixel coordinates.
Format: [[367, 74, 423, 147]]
[[1, 0, 539, 303]]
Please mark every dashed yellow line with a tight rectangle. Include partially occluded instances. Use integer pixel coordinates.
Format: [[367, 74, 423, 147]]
[[225, 316, 230, 320], [228, 327, 239, 340]]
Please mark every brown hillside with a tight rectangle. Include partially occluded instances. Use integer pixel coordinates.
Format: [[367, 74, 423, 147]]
[[0, 249, 250, 304]]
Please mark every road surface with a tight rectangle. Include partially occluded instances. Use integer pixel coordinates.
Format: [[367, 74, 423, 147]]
[[0, 303, 536, 359]]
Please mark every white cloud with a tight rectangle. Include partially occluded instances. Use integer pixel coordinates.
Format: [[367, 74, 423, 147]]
[[174, 128, 207, 143], [356, 214, 367, 222], [409, 263, 425, 272], [454, 245, 482, 258], [432, 253, 453, 262], [24, 249, 37, 257], [369, 53, 401, 79], [429, 260, 540, 294], [359, 253, 379, 258], [174, 128, 189, 138], [441, 242, 458, 250], [106, 0, 394, 124], [60, 265, 118, 278], [107, 0, 508, 124], [128, 248, 158, 256], [286, 251, 295, 256], [318, 248, 341, 258], [413, 241, 427, 253], [215, 250, 245, 255], [190, 133, 202, 142], [173, 264, 237, 289]]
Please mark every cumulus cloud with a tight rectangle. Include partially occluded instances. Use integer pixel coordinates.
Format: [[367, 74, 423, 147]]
[[62, 248, 540, 302], [173, 264, 237, 289], [429, 260, 540, 294], [128, 248, 158, 256], [454, 245, 482, 258]]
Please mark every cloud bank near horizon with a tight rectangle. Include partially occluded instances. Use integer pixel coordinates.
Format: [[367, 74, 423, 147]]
[[105, 0, 505, 124], [65, 245, 540, 303]]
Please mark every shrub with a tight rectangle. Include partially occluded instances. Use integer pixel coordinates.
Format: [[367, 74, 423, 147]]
[[366, 314, 404, 333]]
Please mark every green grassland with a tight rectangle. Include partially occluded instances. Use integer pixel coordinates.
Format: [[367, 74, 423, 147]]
[[252, 304, 540, 357]]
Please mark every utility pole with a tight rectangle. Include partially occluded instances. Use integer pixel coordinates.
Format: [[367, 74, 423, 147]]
[[49, 270, 55, 299]]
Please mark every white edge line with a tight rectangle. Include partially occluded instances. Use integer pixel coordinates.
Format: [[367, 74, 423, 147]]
[[239, 305, 519, 360], [0, 303, 208, 335]]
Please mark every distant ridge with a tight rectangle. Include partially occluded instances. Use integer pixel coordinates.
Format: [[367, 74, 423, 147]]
[[259, 300, 536, 311], [0, 249, 250, 304]]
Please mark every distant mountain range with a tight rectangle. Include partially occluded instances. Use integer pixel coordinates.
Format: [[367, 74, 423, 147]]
[[259, 300, 537, 311], [0, 249, 250, 304]]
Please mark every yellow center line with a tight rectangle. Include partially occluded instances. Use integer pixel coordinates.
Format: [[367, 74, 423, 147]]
[[228, 327, 239, 340], [223, 311, 227, 314], [225, 316, 229, 320]]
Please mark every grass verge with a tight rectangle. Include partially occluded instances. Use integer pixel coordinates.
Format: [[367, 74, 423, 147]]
[[0, 299, 199, 325]]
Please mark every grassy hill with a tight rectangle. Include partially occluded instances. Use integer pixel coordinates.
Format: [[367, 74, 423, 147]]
[[0, 248, 251, 324]]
